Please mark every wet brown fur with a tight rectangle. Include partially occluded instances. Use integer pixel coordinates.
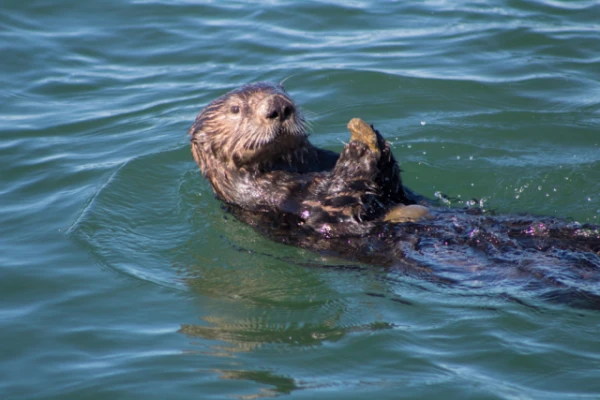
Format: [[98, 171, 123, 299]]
[[189, 82, 416, 236], [189, 82, 600, 310]]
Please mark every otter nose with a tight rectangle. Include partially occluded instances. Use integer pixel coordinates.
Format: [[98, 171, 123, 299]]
[[264, 95, 295, 122]]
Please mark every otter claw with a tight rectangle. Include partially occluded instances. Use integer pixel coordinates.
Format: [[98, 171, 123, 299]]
[[347, 118, 380, 156]]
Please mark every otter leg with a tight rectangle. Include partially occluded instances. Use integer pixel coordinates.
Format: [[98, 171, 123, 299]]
[[302, 118, 416, 232], [308, 119, 401, 225], [345, 118, 411, 204], [302, 122, 385, 228]]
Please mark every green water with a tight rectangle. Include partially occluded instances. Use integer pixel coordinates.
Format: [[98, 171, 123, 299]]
[[2, 1, 600, 399]]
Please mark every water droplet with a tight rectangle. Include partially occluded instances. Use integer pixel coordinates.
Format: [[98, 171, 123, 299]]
[[420, 121, 426, 126]]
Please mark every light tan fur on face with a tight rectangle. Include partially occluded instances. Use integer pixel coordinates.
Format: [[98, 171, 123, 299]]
[[189, 82, 309, 175]]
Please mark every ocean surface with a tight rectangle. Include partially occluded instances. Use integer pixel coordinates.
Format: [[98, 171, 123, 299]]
[[2, 1, 600, 399]]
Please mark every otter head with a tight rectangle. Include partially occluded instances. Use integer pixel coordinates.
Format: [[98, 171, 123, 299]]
[[189, 82, 309, 175]]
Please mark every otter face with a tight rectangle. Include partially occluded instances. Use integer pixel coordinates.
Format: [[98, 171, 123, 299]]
[[190, 82, 308, 173]]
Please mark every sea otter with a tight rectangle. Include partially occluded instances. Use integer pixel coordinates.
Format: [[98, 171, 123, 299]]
[[190, 81, 427, 236], [190, 82, 600, 309]]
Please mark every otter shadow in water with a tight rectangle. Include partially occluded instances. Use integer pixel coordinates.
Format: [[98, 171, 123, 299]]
[[189, 82, 600, 310]]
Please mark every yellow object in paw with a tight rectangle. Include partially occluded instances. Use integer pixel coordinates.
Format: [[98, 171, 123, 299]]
[[347, 118, 380, 156], [384, 204, 432, 223]]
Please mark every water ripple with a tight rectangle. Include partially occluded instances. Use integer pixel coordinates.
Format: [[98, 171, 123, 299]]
[[3, 0, 600, 399]]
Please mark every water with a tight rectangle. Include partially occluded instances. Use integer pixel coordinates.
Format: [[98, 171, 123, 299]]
[[2, 1, 600, 398]]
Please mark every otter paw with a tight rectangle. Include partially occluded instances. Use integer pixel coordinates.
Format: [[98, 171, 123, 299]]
[[384, 204, 432, 223], [347, 118, 380, 157]]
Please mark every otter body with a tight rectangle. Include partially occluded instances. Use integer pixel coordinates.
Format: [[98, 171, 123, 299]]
[[190, 82, 600, 309], [190, 82, 418, 236]]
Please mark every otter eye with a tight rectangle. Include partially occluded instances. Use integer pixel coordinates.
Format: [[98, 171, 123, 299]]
[[230, 105, 240, 114]]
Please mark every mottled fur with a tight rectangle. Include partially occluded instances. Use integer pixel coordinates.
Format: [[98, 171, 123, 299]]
[[190, 82, 415, 236], [190, 82, 600, 309]]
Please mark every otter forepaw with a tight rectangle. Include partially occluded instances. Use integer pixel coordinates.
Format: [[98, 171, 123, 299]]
[[347, 118, 380, 157]]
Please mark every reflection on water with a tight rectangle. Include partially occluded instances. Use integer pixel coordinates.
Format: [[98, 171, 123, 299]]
[[178, 243, 397, 350], [214, 369, 296, 399], [179, 317, 394, 353], [176, 247, 400, 398]]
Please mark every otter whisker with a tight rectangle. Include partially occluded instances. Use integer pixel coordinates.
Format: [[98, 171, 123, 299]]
[[278, 74, 300, 89], [301, 108, 320, 119]]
